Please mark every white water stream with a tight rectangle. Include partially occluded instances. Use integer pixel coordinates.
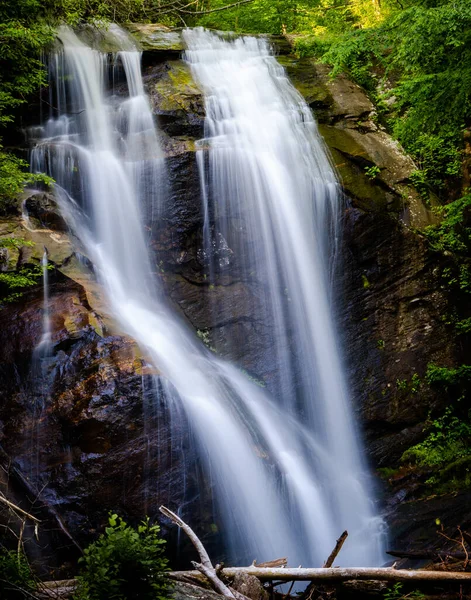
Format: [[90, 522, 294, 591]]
[[31, 25, 384, 566]]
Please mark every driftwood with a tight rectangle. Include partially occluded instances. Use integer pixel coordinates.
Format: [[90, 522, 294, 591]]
[[0, 494, 41, 524], [160, 507, 471, 590], [387, 550, 469, 560], [255, 558, 288, 568], [323, 530, 348, 568], [300, 529, 349, 600], [167, 566, 471, 583], [159, 506, 250, 600]]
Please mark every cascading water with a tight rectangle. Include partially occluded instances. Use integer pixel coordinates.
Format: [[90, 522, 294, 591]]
[[27, 248, 53, 482], [38, 249, 51, 352], [184, 28, 385, 564], [31, 25, 384, 567]]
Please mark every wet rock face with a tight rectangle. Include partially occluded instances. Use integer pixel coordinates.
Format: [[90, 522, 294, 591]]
[[339, 208, 454, 465], [140, 38, 464, 554], [0, 273, 214, 573], [24, 192, 68, 231]]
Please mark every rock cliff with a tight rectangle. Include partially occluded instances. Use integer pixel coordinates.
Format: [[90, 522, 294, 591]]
[[0, 25, 467, 571]]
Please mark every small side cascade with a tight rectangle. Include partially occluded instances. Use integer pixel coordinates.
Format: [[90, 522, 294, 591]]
[[29, 248, 54, 484], [38, 248, 52, 355]]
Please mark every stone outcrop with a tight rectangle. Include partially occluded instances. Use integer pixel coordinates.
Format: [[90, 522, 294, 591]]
[[0, 26, 465, 572]]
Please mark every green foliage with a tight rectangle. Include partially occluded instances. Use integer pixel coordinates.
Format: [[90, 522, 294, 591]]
[[0, 264, 44, 303], [397, 364, 471, 491], [396, 378, 407, 391], [0, 549, 37, 600], [384, 583, 425, 600], [401, 407, 471, 468], [422, 192, 471, 299], [321, 27, 386, 91], [195, 0, 325, 35], [377, 466, 399, 479], [313, 0, 471, 195], [395, 373, 421, 394], [294, 35, 334, 59], [0, 237, 34, 250], [364, 165, 381, 179], [0, 150, 53, 213], [74, 514, 170, 600], [425, 193, 471, 255], [426, 363, 471, 388]]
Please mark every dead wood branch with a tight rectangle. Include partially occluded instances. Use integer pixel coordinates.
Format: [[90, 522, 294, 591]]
[[0, 444, 82, 553], [159, 506, 213, 570], [255, 558, 287, 568], [160, 505, 249, 600], [0, 493, 41, 523], [167, 566, 471, 583], [323, 530, 348, 568], [176, 0, 256, 14], [191, 561, 238, 599], [438, 526, 470, 569], [387, 550, 469, 560]]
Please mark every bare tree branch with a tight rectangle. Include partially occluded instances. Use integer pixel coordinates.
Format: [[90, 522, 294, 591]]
[[175, 0, 256, 15], [159, 505, 213, 570], [323, 530, 348, 568], [0, 494, 41, 524]]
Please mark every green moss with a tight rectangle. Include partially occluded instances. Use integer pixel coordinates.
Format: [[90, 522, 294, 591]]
[[377, 466, 400, 479], [278, 56, 333, 108], [153, 62, 202, 114], [124, 25, 185, 52]]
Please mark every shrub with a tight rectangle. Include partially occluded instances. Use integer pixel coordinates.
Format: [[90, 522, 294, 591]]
[[401, 406, 471, 468], [0, 549, 37, 600], [74, 515, 170, 600]]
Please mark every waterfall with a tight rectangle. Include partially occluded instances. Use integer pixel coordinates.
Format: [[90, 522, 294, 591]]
[[31, 25, 384, 567], [184, 29, 385, 564], [38, 249, 51, 353], [28, 249, 52, 482]]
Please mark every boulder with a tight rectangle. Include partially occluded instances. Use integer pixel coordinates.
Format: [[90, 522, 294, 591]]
[[24, 191, 68, 231]]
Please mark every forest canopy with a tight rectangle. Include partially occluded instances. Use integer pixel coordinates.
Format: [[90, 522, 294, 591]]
[[0, 0, 469, 206]]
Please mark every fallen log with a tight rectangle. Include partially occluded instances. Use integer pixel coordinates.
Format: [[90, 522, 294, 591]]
[[387, 550, 468, 560], [167, 566, 471, 583]]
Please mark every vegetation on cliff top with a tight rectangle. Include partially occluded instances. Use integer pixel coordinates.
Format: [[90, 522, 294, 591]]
[[2, 0, 470, 207]]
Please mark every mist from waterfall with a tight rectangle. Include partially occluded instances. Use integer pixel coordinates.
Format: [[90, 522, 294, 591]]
[[31, 24, 384, 567]]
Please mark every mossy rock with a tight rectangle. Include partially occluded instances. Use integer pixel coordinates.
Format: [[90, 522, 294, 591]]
[[127, 23, 184, 52], [319, 125, 400, 213], [437, 455, 471, 485], [277, 56, 333, 110], [153, 61, 202, 114]]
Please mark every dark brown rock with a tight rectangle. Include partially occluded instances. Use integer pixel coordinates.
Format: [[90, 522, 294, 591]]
[[24, 191, 68, 231]]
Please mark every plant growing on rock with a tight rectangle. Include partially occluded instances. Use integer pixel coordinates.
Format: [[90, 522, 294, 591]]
[[74, 514, 170, 600]]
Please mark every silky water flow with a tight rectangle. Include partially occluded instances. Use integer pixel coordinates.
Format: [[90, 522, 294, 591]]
[[30, 24, 385, 567]]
